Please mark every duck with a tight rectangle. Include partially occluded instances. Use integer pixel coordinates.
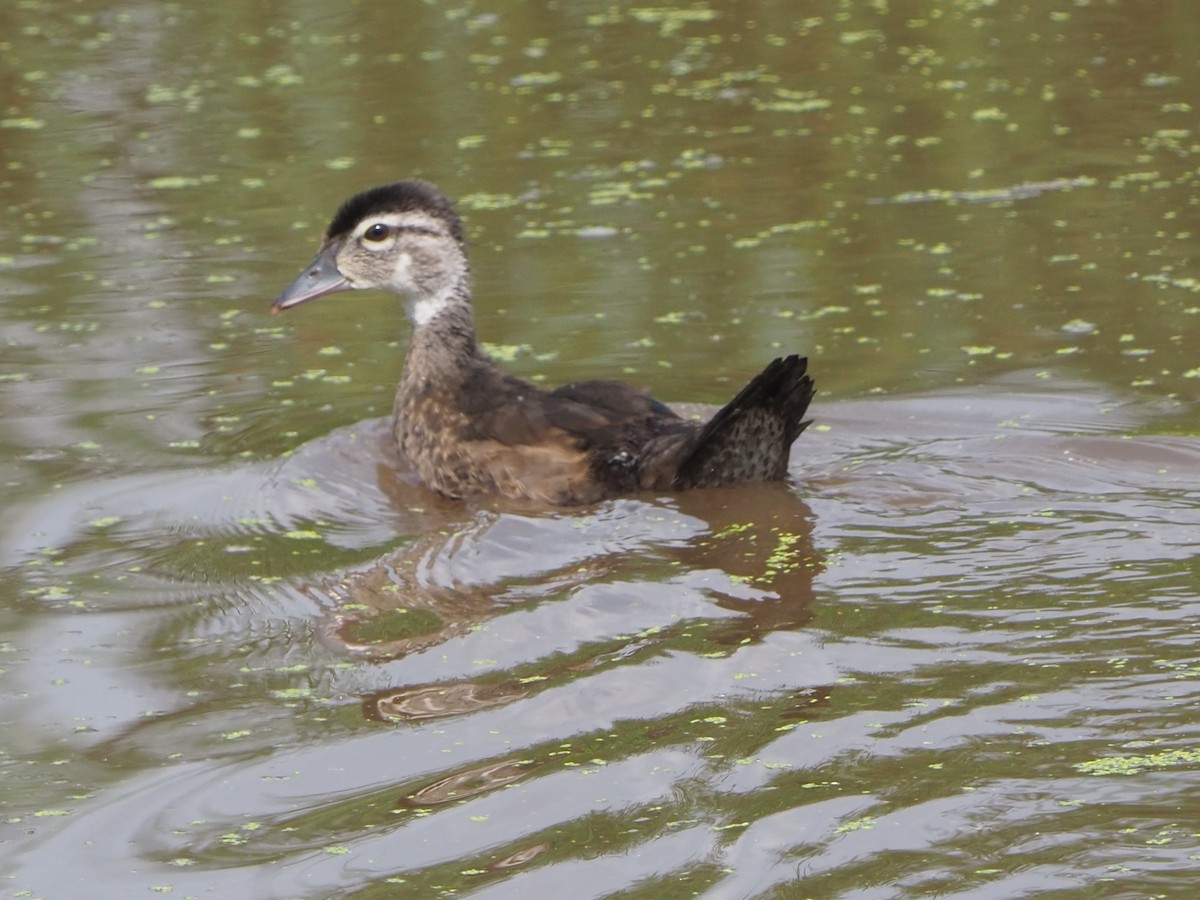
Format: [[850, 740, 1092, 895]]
[[272, 179, 815, 505]]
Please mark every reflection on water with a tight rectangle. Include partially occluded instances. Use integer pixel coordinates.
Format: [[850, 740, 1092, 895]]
[[4, 0, 1200, 897], [364, 680, 528, 722], [6, 376, 1200, 896], [399, 758, 543, 808]]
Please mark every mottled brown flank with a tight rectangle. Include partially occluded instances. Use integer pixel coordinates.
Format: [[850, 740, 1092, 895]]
[[394, 341, 813, 504]]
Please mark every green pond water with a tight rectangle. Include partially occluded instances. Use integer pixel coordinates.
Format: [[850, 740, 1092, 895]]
[[3, 1, 1200, 897]]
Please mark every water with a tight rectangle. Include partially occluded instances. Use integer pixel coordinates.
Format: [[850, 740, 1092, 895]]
[[3, 2, 1200, 897]]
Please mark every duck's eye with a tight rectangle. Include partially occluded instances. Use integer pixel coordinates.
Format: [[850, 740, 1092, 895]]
[[363, 223, 392, 242]]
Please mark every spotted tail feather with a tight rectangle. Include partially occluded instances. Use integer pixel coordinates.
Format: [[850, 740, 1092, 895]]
[[673, 355, 814, 488]]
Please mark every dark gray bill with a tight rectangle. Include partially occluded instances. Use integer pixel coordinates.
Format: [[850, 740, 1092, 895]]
[[271, 242, 352, 313]]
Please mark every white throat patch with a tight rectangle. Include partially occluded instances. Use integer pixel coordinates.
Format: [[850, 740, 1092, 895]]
[[390, 251, 452, 325], [411, 287, 453, 326]]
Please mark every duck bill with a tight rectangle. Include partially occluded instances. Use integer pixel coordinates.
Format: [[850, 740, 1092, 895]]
[[271, 242, 352, 313]]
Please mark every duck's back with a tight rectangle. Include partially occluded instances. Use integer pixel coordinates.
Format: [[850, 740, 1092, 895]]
[[392, 356, 684, 504], [393, 354, 813, 504]]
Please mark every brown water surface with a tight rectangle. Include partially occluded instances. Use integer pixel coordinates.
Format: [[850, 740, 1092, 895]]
[[3, 2, 1200, 898]]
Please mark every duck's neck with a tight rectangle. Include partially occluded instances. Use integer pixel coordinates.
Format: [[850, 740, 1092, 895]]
[[398, 279, 486, 393]]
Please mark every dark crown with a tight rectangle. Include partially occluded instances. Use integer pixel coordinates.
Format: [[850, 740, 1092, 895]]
[[326, 179, 465, 244]]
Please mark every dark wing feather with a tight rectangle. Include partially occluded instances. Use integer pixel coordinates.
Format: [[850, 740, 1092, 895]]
[[547, 380, 681, 433], [460, 370, 683, 449]]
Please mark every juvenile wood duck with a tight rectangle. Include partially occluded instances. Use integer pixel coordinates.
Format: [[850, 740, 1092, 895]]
[[273, 179, 815, 505]]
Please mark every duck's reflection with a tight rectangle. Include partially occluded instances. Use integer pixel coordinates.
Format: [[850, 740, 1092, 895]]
[[362, 679, 528, 722], [300, 472, 824, 724], [394, 757, 543, 808]]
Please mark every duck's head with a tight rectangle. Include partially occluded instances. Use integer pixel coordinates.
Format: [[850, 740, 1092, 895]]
[[272, 179, 469, 325]]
